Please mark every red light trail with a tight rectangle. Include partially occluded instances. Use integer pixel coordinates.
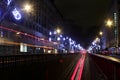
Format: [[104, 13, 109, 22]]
[[0, 25, 58, 47], [71, 54, 86, 80]]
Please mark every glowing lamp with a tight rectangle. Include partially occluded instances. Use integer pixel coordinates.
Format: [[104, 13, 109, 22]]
[[24, 4, 32, 12], [49, 37, 51, 41], [57, 37, 60, 41], [63, 38, 66, 41], [54, 31, 57, 34], [49, 32, 52, 35]]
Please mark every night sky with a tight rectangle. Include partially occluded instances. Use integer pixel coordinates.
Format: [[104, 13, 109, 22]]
[[54, 0, 112, 48]]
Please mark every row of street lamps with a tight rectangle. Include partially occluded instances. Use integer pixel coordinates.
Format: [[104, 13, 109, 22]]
[[88, 17, 119, 54], [49, 28, 83, 53], [84, 0, 120, 54]]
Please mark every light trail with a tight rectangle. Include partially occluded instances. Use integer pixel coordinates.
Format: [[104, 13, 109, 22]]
[[0, 26, 57, 45], [71, 57, 82, 80], [77, 55, 85, 80], [71, 54, 86, 80], [0, 40, 53, 49]]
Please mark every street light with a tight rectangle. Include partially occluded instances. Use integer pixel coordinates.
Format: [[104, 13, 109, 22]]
[[95, 37, 99, 42], [56, 28, 61, 34], [99, 31, 103, 36], [99, 31, 103, 50], [106, 19, 113, 28], [105, 17, 119, 54], [49, 28, 62, 52], [23, 4, 32, 13]]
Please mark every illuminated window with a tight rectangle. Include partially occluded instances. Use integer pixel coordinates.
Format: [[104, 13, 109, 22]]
[[20, 43, 27, 52]]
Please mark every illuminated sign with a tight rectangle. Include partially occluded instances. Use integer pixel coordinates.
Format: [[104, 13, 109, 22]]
[[12, 8, 21, 20], [7, 0, 12, 6], [5, 0, 12, 6]]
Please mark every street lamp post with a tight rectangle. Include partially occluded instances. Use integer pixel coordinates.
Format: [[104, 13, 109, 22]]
[[49, 28, 62, 53], [105, 19, 113, 50], [105, 18, 119, 53], [99, 31, 103, 50], [105, 7, 119, 54]]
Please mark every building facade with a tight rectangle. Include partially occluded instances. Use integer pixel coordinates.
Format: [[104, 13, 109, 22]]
[[102, 0, 120, 53], [0, 0, 64, 54]]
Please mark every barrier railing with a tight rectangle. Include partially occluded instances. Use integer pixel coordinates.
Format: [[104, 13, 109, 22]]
[[0, 53, 81, 80], [89, 53, 120, 80], [0, 53, 79, 68]]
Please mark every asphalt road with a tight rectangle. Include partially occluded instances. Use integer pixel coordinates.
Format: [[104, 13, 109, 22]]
[[81, 54, 107, 80]]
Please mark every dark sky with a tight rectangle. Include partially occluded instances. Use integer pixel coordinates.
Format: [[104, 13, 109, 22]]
[[54, 0, 112, 48]]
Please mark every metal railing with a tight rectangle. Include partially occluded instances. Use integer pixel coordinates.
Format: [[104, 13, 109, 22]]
[[0, 53, 79, 68], [89, 53, 120, 80]]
